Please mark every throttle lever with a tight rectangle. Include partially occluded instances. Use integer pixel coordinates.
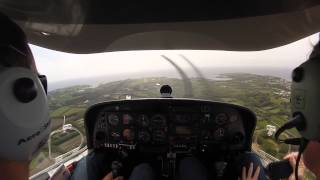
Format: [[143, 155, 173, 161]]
[[111, 160, 123, 178], [266, 160, 293, 180], [111, 149, 129, 178]]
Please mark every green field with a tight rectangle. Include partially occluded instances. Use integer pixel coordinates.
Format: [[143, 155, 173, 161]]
[[30, 73, 308, 176]]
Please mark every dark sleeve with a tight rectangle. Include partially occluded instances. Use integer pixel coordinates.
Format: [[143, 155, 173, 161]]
[[70, 151, 112, 180]]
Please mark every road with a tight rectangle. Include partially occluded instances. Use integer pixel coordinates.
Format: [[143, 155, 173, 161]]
[[252, 143, 279, 166]]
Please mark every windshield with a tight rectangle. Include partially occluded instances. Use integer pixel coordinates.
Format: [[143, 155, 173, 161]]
[[29, 33, 319, 178]]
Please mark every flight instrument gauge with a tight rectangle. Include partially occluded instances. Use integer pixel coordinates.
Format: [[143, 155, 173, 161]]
[[123, 114, 133, 125], [108, 114, 120, 126], [215, 113, 228, 125], [151, 114, 166, 126], [138, 131, 151, 143]]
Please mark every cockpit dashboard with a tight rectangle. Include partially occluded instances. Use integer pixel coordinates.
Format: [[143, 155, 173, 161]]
[[85, 99, 256, 156]]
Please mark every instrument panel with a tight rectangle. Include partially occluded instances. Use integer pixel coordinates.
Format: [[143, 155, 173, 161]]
[[85, 99, 256, 154]]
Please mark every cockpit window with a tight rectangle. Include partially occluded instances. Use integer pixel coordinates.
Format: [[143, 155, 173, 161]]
[[29, 33, 319, 178]]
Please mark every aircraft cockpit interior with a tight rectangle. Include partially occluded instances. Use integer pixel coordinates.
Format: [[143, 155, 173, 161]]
[[85, 96, 256, 179], [0, 1, 320, 180]]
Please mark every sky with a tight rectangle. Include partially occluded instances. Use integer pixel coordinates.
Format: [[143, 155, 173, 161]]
[[31, 33, 319, 83]]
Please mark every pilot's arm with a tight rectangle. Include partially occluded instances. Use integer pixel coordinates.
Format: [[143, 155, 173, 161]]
[[102, 172, 123, 180], [303, 141, 320, 178], [283, 152, 305, 180], [284, 141, 320, 180], [0, 160, 29, 180]]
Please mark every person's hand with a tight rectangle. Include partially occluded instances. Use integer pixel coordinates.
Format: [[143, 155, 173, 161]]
[[102, 172, 124, 180], [239, 163, 260, 180], [284, 152, 305, 180]]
